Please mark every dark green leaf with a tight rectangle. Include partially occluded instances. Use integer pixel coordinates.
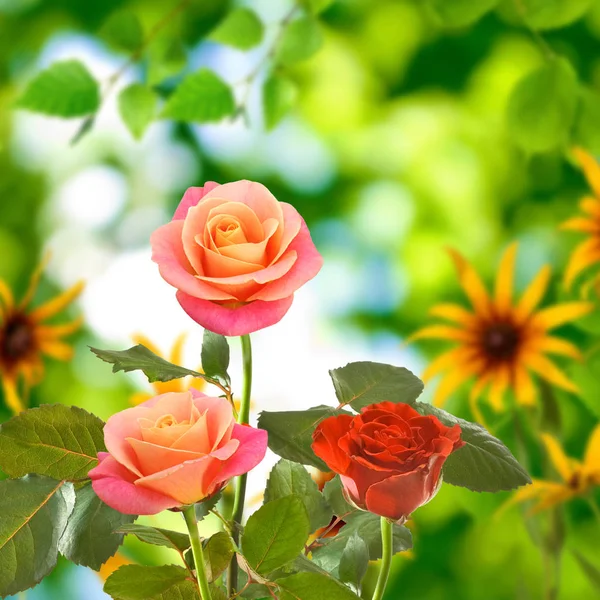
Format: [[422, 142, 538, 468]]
[[104, 565, 198, 600], [209, 585, 228, 600], [116, 523, 190, 553], [265, 459, 333, 533], [194, 493, 221, 522], [201, 330, 230, 387], [573, 87, 600, 155], [263, 75, 297, 130], [518, 0, 593, 30], [203, 531, 234, 583], [428, 0, 499, 27], [299, 0, 335, 14], [276, 17, 323, 65], [17, 60, 100, 117], [0, 475, 75, 597], [338, 533, 369, 593], [59, 483, 134, 570], [506, 57, 578, 153], [415, 402, 532, 491], [101, 11, 144, 52], [322, 476, 354, 518], [0, 404, 105, 481], [242, 496, 310, 575], [275, 572, 360, 600], [209, 7, 264, 50], [118, 84, 158, 140], [162, 69, 235, 123], [329, 361, 424, 411]]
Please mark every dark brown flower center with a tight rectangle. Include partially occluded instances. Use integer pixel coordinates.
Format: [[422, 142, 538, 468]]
[[1, 315, 35, 364], [481, 322, 520, 360]]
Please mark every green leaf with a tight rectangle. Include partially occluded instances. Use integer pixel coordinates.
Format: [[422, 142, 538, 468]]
[[118, 84, 158, 140], [58, 483, 134, 570], [203, 531, 235, 583], [0, 404, 105, 481], [100, 11, 144, 52], [263, 75, 297, 130], [506, 57, 578, 153], [265, 459, 333, 533], [209, 7, 264, 50], [519, 0, 594, 30], [299, 0, 335, 14], [276, 17, 323, 65], [194, 492, 221, 522], [17, 60, 100, 117], [275, 572, 361, 600], [573, 551, 600, 591], [116, 523, 190, 553], [242, 496, 310, 575], [148, 38, 187, 85], [329, 361, 424, 411], [258, 405, 347, 470], [201, 330, 230, 387], [0, 475, 75, 597], [162, 69, 236, 123], [427, 0, 499, 27], [573, 87, 600, 155], [414, 402, 532, 492], [209, 585, 228, 600], [104, 565, 198, 600], [338, 533, 369, 593], [322, 476, 354, 518]]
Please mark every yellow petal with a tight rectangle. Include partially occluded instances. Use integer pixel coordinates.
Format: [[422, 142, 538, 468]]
[[496, 479, 564, 516], [2, 377, 25, 414], [584, 423, 600, 474], [560, 217, 600, 233], [189, 376, 206, 391], [564, 237, 600, 290], [448, 248, 492, 318], [130, 391, 153, 406], [514, 265, 551, 323], [169, 333, 187, 366], [38, 340, 74, 361], [30, 281, 85, 323], [530, 487, 577, 513], [98, 552, 133, 582], [487, 364, 510, 412], [580, 196, 600, 218], [429, 303, 476, 326], [513, 366, 537, 407], [131, 334, 162, 357], [0, 278, 14, 314], [531, 302, 594, 331], [422, 347, 476, 382], [469, 373, 492, 425], [528, 335, 582, 360], [524, 353, 579, 394], [540, 433, 578, 482], [152, 380, 184, 394], [35, 317, 84, 340], [495, 243, 518, 316], [19, 254, 51, 310], [409, 325, 475, 343], [432, 364, 479, 407], [573, 147, 600, 198]]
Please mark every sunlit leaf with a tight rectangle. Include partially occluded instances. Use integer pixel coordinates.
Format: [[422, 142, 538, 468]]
[[263, 75, 297, 130], [209, 7, 264, 50], [118, 84, 158, 140]]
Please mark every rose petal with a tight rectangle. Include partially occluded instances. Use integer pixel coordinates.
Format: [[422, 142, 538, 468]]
[[127, 438, 205, 475], [173, 182, 220, 221], [312, 415, 354, 474]]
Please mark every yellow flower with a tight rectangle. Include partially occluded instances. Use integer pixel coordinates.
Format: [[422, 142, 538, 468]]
[[0, 261, 84, 414], [509, 425, 600, 512], [129, 333, 205, 405], [411, 244, 593, 420]]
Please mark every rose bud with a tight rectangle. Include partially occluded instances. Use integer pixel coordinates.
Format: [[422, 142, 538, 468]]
[[89, 391, 267, 515], [311, 402, 465, 523], [150, 180, 323, 336]]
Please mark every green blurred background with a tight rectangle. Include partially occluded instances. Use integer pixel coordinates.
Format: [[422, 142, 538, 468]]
[[1, 0, 600, 598]]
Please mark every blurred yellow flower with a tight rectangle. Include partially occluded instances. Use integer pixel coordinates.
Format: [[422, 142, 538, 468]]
[[411, 244, 593, 420], [129, 333, 205, 405], [561, 148, 600, 292], [509, 425, 600, 513], [0, 261, 83, 414]]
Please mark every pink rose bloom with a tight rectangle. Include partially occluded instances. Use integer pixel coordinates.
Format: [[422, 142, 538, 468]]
[[89, 391, 267, 515], [150, 180, 323, 336]]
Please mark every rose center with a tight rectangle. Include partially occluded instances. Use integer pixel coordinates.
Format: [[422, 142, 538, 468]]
[[481, 322, 520, 360], [154, 414, 181, 428], [1, 315, 35, 363]]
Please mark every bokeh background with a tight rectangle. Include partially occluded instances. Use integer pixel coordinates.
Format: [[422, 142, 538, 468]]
[[1, 0, 600, 598]]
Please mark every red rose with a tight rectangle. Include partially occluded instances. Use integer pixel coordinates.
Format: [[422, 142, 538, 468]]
[[311, 402, 464, 522]]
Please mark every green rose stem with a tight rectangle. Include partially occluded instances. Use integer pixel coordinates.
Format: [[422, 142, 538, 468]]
[[228, 333, 253, 595], [183, 506, 212, 600], [372, 517, 393, 600]]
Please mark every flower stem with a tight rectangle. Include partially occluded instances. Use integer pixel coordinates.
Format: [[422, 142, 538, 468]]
[[372, 517, 393, 600], [227, 334, 253, 595], [183, 506, 212, 600]]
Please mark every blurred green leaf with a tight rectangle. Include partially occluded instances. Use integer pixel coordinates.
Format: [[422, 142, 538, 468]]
[[17, 60, 100, 117], [58, 483, 134, 570], [203, 531, 235, 582], [265, 459, 333, 533], [0, 404, 105, 481], [209, 586, 228, 600], [506, 57, 578, 153], [162, 69, 236, 123], [100, 11, 144, 52], [573, 87, 600, 155], [299, 0, 335, 14], [338, 533, 368, 593], [148, 39, 187, 85], [116, 523, 191, 553], [241, 496, 310, 575], [118, 83, 158, 140], [573, 551, 600, 591], [263, 74, 297, 130], [276, 17, 323, 65], [201, 330, 230, 387], [428, 0, 499, 27], [209, 7, 264, 50], [275, 572, 361, 599], [104, 565, 197, 599], [0, 475, 75, 597], [518, 0, 594, 30]]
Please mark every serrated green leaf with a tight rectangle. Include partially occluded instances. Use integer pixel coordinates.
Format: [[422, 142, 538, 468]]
[[104, 565, 198, 600], [0, 475, 75, 597], [0, 404, 105, 481], [276, 17, 323, 65], [263, 75, 297, 130], [338, 533, 368, 593], [203, 531, 235, 583], [194, 492, 221, 522], [101, 11, 144, 52], [414, 402, 532, 491], [275, 572, 361, 600], [258, 406, 348, 470], [329, 361, 424, 411], [201, 330, 230, 387], [299, 0, 335, 14], [162, 69, 235, 123], [242, 496, 310, 575], [118, 83, 158, 140], [116, 523, 190, 553], [265, 459, 333, 533], [518, 0, 593, 30], [58, 483, 134, 570], [209, 7, 264, 50], [428, 0, 499, 27], [506, 57, 578, 153], [17, 60, 100, 117], [148, 38, 187, 86]]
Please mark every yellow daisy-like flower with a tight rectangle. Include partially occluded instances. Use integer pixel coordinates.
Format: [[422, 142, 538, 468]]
[[561, 148, 600, 292], [0, 261, 84, 414], [411, 244, 593, 419], [509, 424, 600, 513], [129, 333, 206, 405]]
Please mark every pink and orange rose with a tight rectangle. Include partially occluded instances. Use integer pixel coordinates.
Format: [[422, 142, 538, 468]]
[[151, 180, 323, 336]]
